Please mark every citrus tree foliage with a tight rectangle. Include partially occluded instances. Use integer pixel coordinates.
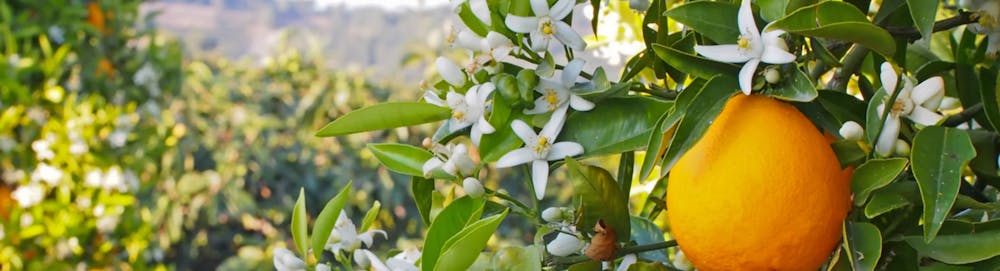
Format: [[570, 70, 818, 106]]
[[0, 1, 430, 270], [300, 0, 1000, 270]]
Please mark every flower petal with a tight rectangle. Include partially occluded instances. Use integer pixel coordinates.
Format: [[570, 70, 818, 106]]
[[561, 25, 589, 49], [880, 62, 898, 95], [422, 158, 444, 176], [477, 82, 496, 102], [354, 249, 390, 271], [910, 76, 944, 105], [446, 91, 464, 107], [738, 58, 761, 95], [760, 45, 795, 64], [694, 45, 753, 63], [496, 148, 535, 168], [908, 106, 944, 126], [737, 0, 759, 39], [876, 114, 901, 157], [615, 254, 638, 271], [505, 15, 538, 33], [532, 160, 549, 199], [485, 31, 514, 49], [436, 57, 467, 86], [549, 0, 574, 20], [511, 119, 538, 143], [569, 95, 595, 111], [457, 30, 485, 51], [471, 128, 484, 147], [546, 141, 584, 160], [524, 97, 555, 115], [477, 117, 495, 134], [530, 31, 551, 51], [540, 106, 569, 139], [423, 91, 445, 107], [561, 59, 585, 87], [530, 0, 550, 16], [470, 0, 492, 26], [546, 232, 585, 256]]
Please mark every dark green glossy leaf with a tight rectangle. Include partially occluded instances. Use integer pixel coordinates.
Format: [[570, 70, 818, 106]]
[[480, 94, 524, 163], [865, 189, 912, 218], [291, 188, 308, 257], [843, 222, 882, 271], [423, 196, 486, 271], [832, 140, 867, 168], [818, 90, 866, 125], [906, 0, 937, 40], [316, 102, 451, 137], [865, 90, 888, 147], [650, 44, 739, 81], [436, 210, 509, 271], [558, 97, 671, 157], [910, 126, 977, 243], [368, 143, 449, 178], [982, 70, 1000, 131], [458, 1, 489, 36], [661, 76, 738, 172], [638, 111, 671, 182], [769, 1, 895, 57], [905, 229, 1000, 264], [566, 157, 630, 241], [629, 216, 668, 263], [310, 182, 352, 259], [851, 158, 909, 206], [663, 1, 739, 44], [763, 67, 817, 102], [412, 176, 435, 225], [759, 0, 819, 22]]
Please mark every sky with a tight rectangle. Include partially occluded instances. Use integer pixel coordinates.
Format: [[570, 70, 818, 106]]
[[312, 0, 451, 11]]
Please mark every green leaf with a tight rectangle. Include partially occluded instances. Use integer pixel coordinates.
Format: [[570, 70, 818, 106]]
[[661, 76, 738, 172], [493, 245, 542, 271], [315, 102, 451, 137], [758, 0, 818, 22], [638, 110, 671, 181], [864, 189, 913, 218], [818, 90, 866, 125], [423, 196, 486, 271], [851, 158, 909, 206], [982, 70, 1000, 131], [663, 1, 739, 44], [627, 261, 669, 271], [412, 176, 435, 225], [629, 216, 668, 262], [367, 143, 449, 178], [435, 210, 509, 271], [650, 44, 739, 80], [906, 0, 938, 40], [537, 53, 556, 78], [566, 157, 631, 241], [310, 182, 352, 260], [568, 261, 602, 271], [291, 188, 308, 257], [904, 229, 1000, 264], [910, 126, 977, 243], [832, 140, 867, 168], [458, 1, 489, 36], [865, 90, 888, 147], [769, 1, 896, 57], [763, 67, 818, 102], [360, 200, 381, 232], [558, 97, 671, 157], [843, 222, 882, 271], [480, 94, 524, 162]]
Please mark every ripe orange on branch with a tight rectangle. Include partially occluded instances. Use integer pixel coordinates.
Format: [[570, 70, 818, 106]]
[[667, 94, 851, 271]]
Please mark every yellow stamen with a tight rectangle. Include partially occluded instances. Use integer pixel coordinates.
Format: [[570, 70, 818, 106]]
[[453, 111, 465, 121], [737, 36, 751, 49], [545, 89, 559, 111], [542, 21, 554, 35], [535, 136, 550, 153]]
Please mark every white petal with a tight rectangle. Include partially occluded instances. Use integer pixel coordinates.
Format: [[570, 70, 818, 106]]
[[762, 29, 787, 48], [457, 30, 486, 51], [880, 62, 898, 95], [422, 158, 444, 177], [939, 97, 962, 110], [546, 141, 584, 160], [532, 160, 549, 199], [423, 91, 445, 107], [477, 117, 495, 134], [463, 177, 485, 198], [478, 82, 496, 102], [354, 249, 390, 271], [358, 230, 387, 247], [525, 97, 556, 115], [446, 91, 465, 107], [910, 76, 944, 105], [616, 254, 638, 271], [485, 31, 514, 49], [839, 121, 864, 141], [530, 0, 550, 16], [694, 45, 753, 63], [876, 114, 901, 157], [437, 57, 467, 86], [554, 22, 586, 50], [496, 148, 536, 168], [449, 117, 474, 132], [546, 233, 585, 256], [737, 0, 760, 39], [569, 95, 595, 111], [530, 31, 551, 51], [540, 106, 569, 139], [907, 106, 944, 126], [549, 0, 575, 20], [470, 0, 492, 26], [511, 119, 538, 143], [561, 59, 585, 86], [738, 59, 761, 95], [760, 45, 795, 64], [465, 85, 482, 106], [505, 15, 538, 34], [471, 126, 484, 146]]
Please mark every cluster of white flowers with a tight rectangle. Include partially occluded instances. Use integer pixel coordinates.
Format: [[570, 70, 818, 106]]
[[109, 114, 136, 148], [540, 207, 586, 256], [961, 0, 1000, 56], [274, 212, 421, 271], [85, 166, 138, 192]]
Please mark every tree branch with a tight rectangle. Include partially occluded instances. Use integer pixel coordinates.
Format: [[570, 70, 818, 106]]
[[886, 11, 977, 41], [548, 240, 679, 267], [942, 103, 983, 127]]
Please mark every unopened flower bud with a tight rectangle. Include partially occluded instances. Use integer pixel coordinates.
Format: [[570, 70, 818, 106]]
[[463, 177, 485, 198], [546, 233, 585, 257], [422, 138, 434, 149], [893, 139, 911, 156], [672, 249, 693, 271], [939, 97, 961, 111], [542, 207, 563, 222], [839, 121, 864, 141], [764, 68, 781, 84]]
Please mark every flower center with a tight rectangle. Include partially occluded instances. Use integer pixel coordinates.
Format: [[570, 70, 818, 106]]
[[545, 89, 560, 111], [541, 21, 554, 35], [737, 35, 752, 50], [534, 136, 551, 154], [453, 110, 466, 121]]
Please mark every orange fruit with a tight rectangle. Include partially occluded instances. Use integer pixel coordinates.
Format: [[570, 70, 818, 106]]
[[86, 2, 107, 34], [667, 94, 851, 271]]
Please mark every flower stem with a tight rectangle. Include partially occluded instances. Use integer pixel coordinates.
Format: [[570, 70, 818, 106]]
[[549, 240, 679, 266]]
